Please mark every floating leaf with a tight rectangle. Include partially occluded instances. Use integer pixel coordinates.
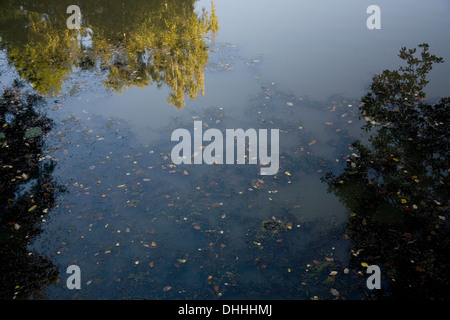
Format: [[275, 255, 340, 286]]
[[24, 127, 42, 139], [361, 262, 369, 267], [28, 205, 37, 212]]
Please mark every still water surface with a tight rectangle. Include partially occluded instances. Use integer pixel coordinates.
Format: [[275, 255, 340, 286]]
[[0, 0, 449, 299]]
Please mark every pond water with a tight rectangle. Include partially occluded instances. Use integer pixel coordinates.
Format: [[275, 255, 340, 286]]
[[0, 0, 449, 300]]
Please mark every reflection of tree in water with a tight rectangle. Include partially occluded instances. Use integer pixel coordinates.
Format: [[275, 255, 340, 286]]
[[0, 0, 218, 108], [0, 84, 59, 299], [324, 44, 450, 299]]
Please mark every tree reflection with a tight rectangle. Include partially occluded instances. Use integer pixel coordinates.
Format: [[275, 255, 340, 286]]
[[324, 44, 449, 299], [0, 0, 218, 108], [0, 85, 59, 299]]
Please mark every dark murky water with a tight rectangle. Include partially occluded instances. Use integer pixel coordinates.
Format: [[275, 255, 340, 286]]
[[0, 0, 449, 300]]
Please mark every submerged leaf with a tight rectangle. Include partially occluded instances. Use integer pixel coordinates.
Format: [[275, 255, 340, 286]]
[[24, 127, 42, 139]]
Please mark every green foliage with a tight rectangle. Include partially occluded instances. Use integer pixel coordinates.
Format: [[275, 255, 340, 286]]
[[0, 0, 219, 108], [324, 44, 450, 299], [0, 87, 59, 299]]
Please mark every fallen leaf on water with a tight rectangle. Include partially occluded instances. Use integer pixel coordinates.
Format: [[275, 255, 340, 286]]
[[361, 262, 369, 267], [325, 122, 333, 125], [330, 288, 339, 297], [28, 205, 37, 212], [117, 184, 126, 188], [183, 170, 189, 175], [310, 139, 317, 145], [329, 271, 338, 276], [163, 286, 172, 292], [151, 241, 157, 247]]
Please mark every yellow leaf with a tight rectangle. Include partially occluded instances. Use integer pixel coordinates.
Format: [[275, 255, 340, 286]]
[[28, 205, 37, 212], [401, 199, 407, 204], [361, 262, 369, 267], [117, 184, 126, 188]]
